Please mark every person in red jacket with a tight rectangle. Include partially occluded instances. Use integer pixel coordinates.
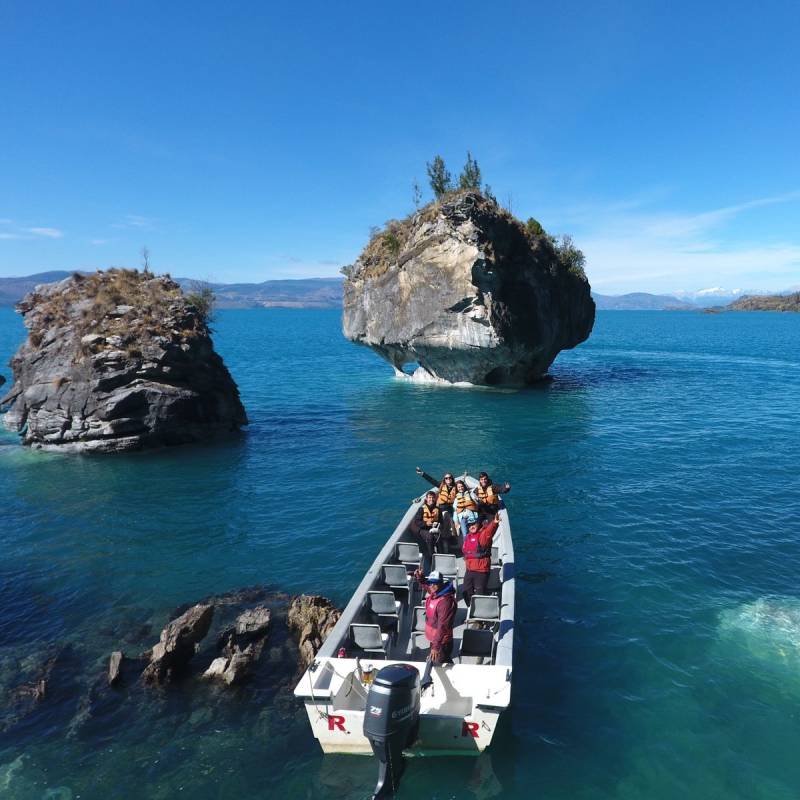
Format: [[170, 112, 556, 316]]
[[462, 512, 501, 605], [413, 569, 457, 664]]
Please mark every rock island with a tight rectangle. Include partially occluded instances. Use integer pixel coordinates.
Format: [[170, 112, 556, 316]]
[[0, 269, 247, 452], [342, 190, 595, 385]]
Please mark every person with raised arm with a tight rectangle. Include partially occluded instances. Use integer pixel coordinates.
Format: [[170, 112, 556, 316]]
[[462, 512, 501, 606], [474, 471, 511, 514]]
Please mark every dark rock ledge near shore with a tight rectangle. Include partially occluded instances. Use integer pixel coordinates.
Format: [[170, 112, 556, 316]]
[[343, 190, 596, 385], [0, 269, 247, 452], [2, 589, 342, 741]]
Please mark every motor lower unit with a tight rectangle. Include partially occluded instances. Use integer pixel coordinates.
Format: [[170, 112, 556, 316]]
[[363, 663, 421, 799]]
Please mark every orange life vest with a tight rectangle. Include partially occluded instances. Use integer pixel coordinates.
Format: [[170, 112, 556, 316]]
[[475, 484, 498, 506], [422, 504, 441, 527], [455, 491, 478, 513], [438, 482, 456, 506]]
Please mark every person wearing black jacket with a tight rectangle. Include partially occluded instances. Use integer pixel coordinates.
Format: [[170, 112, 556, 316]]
[[410, 490, 441, 573], [415, 467, 457, 549]]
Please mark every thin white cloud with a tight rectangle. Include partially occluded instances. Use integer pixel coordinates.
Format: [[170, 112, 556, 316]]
[[551, 190, 800, 294], [90, 238, 109, 246], [112, 214, 155, 230], [26, 227, 64, 239]]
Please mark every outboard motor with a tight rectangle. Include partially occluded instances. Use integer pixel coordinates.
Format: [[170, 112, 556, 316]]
[[363, 663, 421, 799]]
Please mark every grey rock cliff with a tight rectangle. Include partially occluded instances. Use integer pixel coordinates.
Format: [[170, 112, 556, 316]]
[[287, 594, 341, 667], [342, 191, 595, 385], [0, 270, 247, 452], [142, 603, 214, 685]]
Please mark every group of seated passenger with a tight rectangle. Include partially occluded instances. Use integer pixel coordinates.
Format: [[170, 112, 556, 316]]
[[411, 468, 510, 564]]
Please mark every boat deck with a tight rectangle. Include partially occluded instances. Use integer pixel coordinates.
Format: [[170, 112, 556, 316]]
[[319, 497, 512, 667]]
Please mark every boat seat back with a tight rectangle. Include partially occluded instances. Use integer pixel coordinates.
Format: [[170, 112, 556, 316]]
[[403, 606, 430, 657], [467, 594, 500, 624], [397, 542, 422, 566], [350, 623, 388, 655], [459, 628, 495, 663], [382, 564, 410, 589], [367, 591, 400, 616], [433, 553, 457, 576], [491, 546, 500, 566]]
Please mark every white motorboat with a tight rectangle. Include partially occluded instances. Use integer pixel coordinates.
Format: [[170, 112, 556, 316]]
[[294, 474, 514, 794]]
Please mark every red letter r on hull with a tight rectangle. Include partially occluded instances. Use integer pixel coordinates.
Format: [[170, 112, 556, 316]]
[[328, 715, 346, 732]]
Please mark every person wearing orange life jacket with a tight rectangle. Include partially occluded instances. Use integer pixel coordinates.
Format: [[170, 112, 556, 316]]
[[462, 512, 501, 605], [410, 491, 441, 573], [474, 471, 511, 514], [412, 568, 457, 664], [415, 467, 458, 546], [452, 478, 480, 539]]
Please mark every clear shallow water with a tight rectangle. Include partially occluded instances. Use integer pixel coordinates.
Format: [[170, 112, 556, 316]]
[[1, 307, 799, 799]]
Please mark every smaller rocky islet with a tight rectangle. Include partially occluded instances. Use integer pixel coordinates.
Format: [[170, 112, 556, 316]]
[[0, 268, 247, 452]]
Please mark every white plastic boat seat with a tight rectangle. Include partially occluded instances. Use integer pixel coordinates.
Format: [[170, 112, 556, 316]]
[[433, 553, 457, 576], [491, 546, 500, 566], [350, 623, 389, 656], [382, 563, 410, 588], [367, 591, 401, 625], [411, 605, 426, 632], [396, 542, 422, 569], [459, 627, 495, 664], [466, 594, 500, 626], [405, 606, 430, 656], [412, 632, 430, 653]]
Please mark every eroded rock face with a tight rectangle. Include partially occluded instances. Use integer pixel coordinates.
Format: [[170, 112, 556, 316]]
[[0, 270, 247, 452], [287, 595, 341, 667], [342, 192, 595, 385], [141, 604, 214, 685], [204, 606, 272, 685]]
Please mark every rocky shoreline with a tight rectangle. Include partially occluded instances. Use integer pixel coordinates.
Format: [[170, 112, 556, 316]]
[[1, 588, 340, 743]]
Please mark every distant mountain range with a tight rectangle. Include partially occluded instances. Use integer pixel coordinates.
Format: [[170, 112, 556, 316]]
[[727, 292, 800, 312], [0, 271, 344, 309], [591, 292, 695, 310], [1, 271, 797, 312]]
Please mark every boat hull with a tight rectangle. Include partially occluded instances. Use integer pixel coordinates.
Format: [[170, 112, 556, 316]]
[[296, 657, 510, 755]]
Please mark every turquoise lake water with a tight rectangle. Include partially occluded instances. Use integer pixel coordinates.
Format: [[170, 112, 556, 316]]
[[1, 307, 799, 799]]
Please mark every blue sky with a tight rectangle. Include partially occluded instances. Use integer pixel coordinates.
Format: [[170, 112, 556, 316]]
[[1, 0, 798, 294]]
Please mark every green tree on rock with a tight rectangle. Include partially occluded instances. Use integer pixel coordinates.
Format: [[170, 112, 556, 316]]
[[525, 217, 545, 237], [458, 151, 482, 190], [426, 155, 452, 199]]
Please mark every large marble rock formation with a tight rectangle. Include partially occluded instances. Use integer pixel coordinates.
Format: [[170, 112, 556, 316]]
[[0, 269, 247, 452], [342, 191, 595, 385]]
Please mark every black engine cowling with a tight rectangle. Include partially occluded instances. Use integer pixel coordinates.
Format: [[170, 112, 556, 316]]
[[363, 663, 421, 799]]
